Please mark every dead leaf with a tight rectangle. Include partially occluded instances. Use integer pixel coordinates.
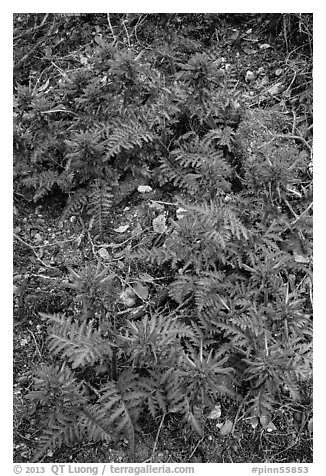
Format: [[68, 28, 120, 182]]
[[245, 71, 255, 82], [137, 185, 153, 193], [229, 29, 239, 42], [176, 208, 187, 220], [133, 281, 149, 300], [149, 201, 165, 211], [268, 82, 284, 96], [293, 252, 310, 264], [132, 224, 143, 237], [243, 46, 257, 55], [250, 416, 259, 429], [260, 43, 271, 49], [219, 420, 233, 435], [260, 75, 269, 87], [207, 403, 222, 420], [113, 224, 129, 233], [98, 248, 110, 260], [139, 273, 154, 283], [94, 34, 105, 47], [120, 288, 136, 307], [266, 421, 277, 432], [260, 411, 271, 428], [153, 214, 167, 233], [44, 46, 52, 58]]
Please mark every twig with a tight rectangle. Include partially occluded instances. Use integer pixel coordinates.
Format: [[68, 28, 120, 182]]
[[28, 274, 59, 280], [107, 14, 117, 44], [274, 133, 312, 154], [13, 233, 55, 269], [122, 18, 131, 47], [27, 329, 42, 359], [23, 236, 77, 250], [187, 437, 205, 460], [134, 14, 148, 44], [150, 199, 178, 207], [151, 413, 165, 462], [41, 109, 78, 116], [13, 13, 50, 41], [290, 202, 313, 226], [14, 17, 56, 69]]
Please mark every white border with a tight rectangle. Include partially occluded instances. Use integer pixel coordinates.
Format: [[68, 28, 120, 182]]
[[4, 4, 324, 475]]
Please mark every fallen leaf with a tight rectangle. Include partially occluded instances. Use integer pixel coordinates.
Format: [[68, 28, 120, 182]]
[[268, 82, 284, 96], [132, 224, 143, 237], [98, 248, 110, 260], [219, 420, 233, 435], [176, 207, 187, 220], [137, 185, 153, 193], [133, 281, 149, 300], [120, 288, 136, 307], [266, 421, 277, 432], [33, 233, 43, 244], [113, 224, 129, 233], [139, 273, 154, 283], [245, 71, 255, 82], [229, 29, 239, 42], [153, 214, 167, 233], [243, 46, 257, 55], [149, 201, 164, 211], [250, 416, 259, 429], [44, 46, 52, 58], [208, 403, 222, 420], [88, 217, 95, 230], [260, 412, 271, 428], [293, 252, 310, 264], [260, 75, 269, 87], [94, 34, 105, 47]]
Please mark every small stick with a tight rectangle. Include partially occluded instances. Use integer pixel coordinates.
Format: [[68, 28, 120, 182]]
[[187, 437, 204, 460], [151, 413, 165, 462], [107, 14, 116, 44], [13, 233, 55, 269]]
